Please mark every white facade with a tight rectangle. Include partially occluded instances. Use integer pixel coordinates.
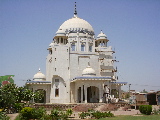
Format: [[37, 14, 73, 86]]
[[26, 5, 127, 103]]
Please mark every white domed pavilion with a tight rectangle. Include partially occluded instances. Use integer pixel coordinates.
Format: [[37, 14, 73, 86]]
[[26, 3, 127, 103]]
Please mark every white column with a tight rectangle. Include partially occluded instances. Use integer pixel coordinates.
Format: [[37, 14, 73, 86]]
[[66, 81, 70, 103], [63, 38, 64, 44], [84, 85, 87, 103], [75, 84, 77, 103], [77, 33, 79, 51], [99, 84, 103, 103], [81, 86, 83, 103], [86, 42, 88, 52]]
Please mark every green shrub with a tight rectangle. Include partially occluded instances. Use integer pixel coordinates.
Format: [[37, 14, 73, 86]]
[[20, 107, 47, 120], [51, 108, 60, 120], [39, 114, 52, 120], [14, 103, 24, 113], [50, 108, 72, 120], [66, 108, 73, 116], [20, 107, 33, 120], [79, 112, 90, 119], [32, 107, 46, 119], [79, 110, 114, 119], [91, 111, 102, 119], [91, 111, 114, 119], [0, 111, 10, 120], [139, 105, 152, 115]]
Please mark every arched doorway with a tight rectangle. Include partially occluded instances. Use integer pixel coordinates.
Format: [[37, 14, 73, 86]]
[[87, 86, 99, 103]]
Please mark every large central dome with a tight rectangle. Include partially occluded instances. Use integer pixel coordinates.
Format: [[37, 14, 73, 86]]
[[59, 16, 94, 33], [56, 3, 95, 36]]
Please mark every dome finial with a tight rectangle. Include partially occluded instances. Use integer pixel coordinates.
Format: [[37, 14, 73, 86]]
[[74, 2, 78, 17]]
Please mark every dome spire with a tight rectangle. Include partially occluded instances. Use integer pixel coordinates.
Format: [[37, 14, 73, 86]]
[[74, 2, 78, 17]]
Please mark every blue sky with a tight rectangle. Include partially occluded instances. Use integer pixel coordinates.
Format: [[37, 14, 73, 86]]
[[0, 0, 160, 92]]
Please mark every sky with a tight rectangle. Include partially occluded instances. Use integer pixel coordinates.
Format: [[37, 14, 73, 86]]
[[0, 0, 160, 92]]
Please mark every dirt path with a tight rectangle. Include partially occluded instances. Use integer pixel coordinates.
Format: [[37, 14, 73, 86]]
[[7, 113, 19, 120], [111, 109, 141, 116]]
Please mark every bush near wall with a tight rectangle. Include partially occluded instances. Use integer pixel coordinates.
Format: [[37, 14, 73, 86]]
[[18, 107, 73, 120], [139, 105, 152, 115], [79, 110, 114, 119]]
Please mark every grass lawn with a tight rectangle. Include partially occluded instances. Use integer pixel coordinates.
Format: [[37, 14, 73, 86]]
[[98, 115, 160, 120]]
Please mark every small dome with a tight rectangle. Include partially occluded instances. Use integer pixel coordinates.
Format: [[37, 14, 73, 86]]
[[55, 29, 66, 37], [33, 68, 46, 81], [49, 42, 54, 47], [97, 30, 107, 40], [82, 66, 96, 76]]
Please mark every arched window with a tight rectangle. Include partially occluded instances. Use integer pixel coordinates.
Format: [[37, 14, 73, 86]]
[[57, 38, 59, 44], [81, 44, 85, 51], [49, 50, 52, 54], [103, 41, 105, 46], [95, 42, 98, 47], [89, 45, 92, 52], [71, 43, 76, 51], [55, 88, 59, 97], [99, 41, 101, 47], [100, 41, 103, 47]]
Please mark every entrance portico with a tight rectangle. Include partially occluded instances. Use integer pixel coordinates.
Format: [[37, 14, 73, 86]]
[[71, 76, 112, 103]]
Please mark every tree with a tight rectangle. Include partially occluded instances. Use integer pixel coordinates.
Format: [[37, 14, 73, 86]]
[[34, 90, 45, 103], [0, 83, 17, 109], [125, 93, 130, 99], [0, 83, 44, 113], [140, 89, 148, 93]]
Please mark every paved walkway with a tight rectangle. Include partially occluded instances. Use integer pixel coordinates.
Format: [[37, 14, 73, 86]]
[[111, 109, 141, 116], [7, 113, 19, 120]]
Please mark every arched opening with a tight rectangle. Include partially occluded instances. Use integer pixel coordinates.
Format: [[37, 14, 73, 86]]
[[81, 44, 85, 51], [95, 41, 98, 47], [71, 43, 76, 51], [87, 86, 99, 103], [49, 50, 52, 54], [51, 76, 67, 103], [61, 38, 63, 43], [57, 38, 59, 44], [77, 87, 81, 103], [55, 88, 59, 97], [34, 89, 46, 103], [89, 45, 92, 52], [111, 89, 119, 98]]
